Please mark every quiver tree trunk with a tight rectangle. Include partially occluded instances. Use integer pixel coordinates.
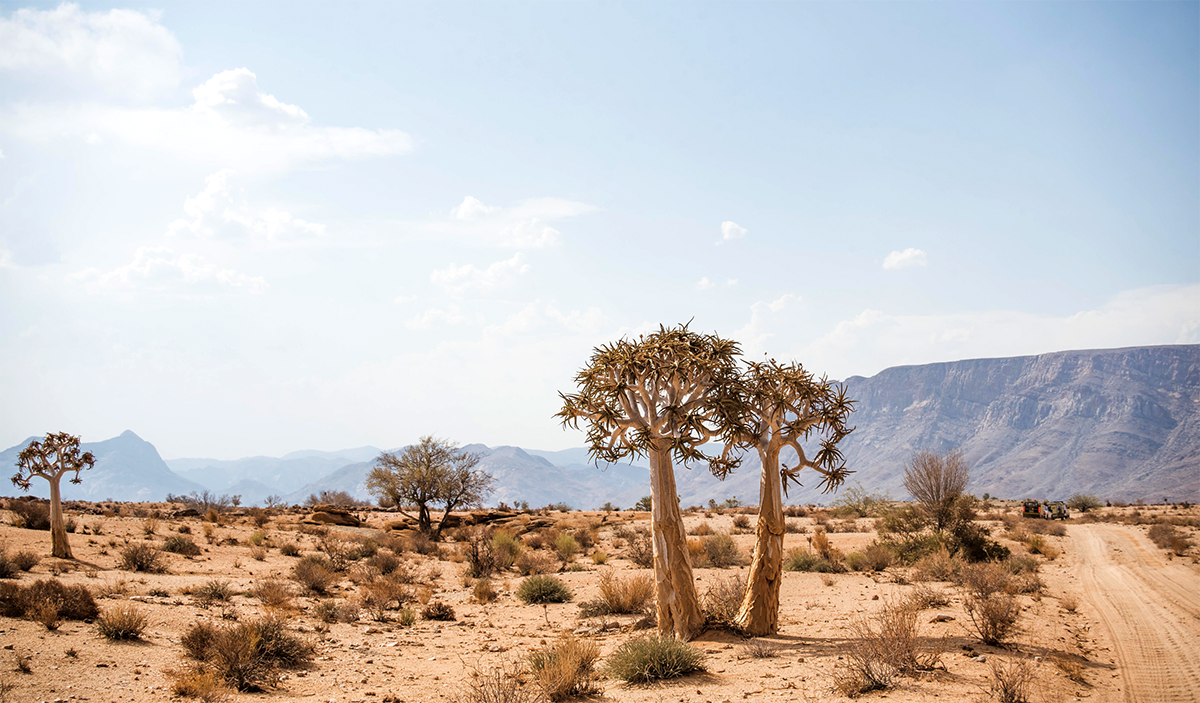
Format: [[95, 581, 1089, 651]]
[[735, 444, 783, 635], [649, 447, 705, 640], [49, 479, 72, 559]]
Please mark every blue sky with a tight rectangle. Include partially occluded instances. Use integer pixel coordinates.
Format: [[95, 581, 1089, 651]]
[[1, 1, 1196, 459]]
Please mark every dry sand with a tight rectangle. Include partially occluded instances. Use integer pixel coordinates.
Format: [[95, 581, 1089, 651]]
[[1, 503, 1196, 703]]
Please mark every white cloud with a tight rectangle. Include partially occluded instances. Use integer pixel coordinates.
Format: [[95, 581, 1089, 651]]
[[406, 303, 468, 330], [68, 247, 267, 295], [393, 295, 416, 305], [430, 253, 530, 296], [0, 68, 411, 173], [736, 293, 800, 354], [798, 284, 1200, 379], [166, 170, 326, 243], [725, 279, 738, 287], [450, 196, 496, 220], [0, 246, 13, 268], [0, 3, 183, 101], [484, 300, 610, 338], [717, 220, 748, 244], [697, 276, 714, 290], [438, 196, 596, 249], [882, 247, 928, 270]]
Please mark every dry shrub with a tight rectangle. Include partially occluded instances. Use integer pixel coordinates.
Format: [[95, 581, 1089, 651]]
[[782, 547, 838, 573], [579, 570, 653, 617], [142, 517, 158, 535], [702, 573, 744, 627], [278, 542, 301, 557], [162, 535, 202, 556], [453, 658, 542, 703], [528, 634, 600, 700], [740, 640, 779, 658], [367, 551, 400, 575], [473, 577, 498, 604], [987, 657, 1036, 703], [422, 601, 456, 621], [195, 579, 232, 603], [291, 555, 335, 594], [603, 636, 706, 683], [1005, 572, 1045, 596], [97, 604, 148, 640], [834, 601, 941, 696], [11, 551, 39, 572], [0, 549, 16, 580], [0, 578, 99, 620], [250, 579, 293, 609], [117, 542, 169, 573], [30, 600, 61, 631], [913, 547, 963, 582], [359, 575, 414, 618], [249, 546, 267, 561], [907, 583, 950, 610], [1052, 655, 1088, 686], [864, 544, 894, 571], [1059, 593, 1079, 612], [314, 599, 358, 624], [169, 666, 231, 701], [687, 538, 708, 567], [966, 593, 1021, 646], [731, 514, 751, 531], [689, 521, 715, 536], [624, 527, 654, 568], [515, 551, 558, 576], [8, 500, 50, 530], [702, 533, 742, 568], [963, 562, 1011, 599], [590, 551, 607, 565], [181, 616, 313, 691], [491, 531, 522, 569], [553, 533, 579, 562]]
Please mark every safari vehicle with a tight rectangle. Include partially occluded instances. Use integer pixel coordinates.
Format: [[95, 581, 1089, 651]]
[[1022, 499, 1069, 520]]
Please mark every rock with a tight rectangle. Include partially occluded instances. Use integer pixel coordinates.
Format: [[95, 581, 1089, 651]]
[[930, 613, 955, 623], [972, 655, 987, 663], [308, 506, 361, 527]]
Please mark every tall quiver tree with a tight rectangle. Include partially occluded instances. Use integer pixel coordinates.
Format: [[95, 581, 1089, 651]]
[[557, 324, 743, 640], [730, 360, 854, 636], [12, 432, 95, 559]]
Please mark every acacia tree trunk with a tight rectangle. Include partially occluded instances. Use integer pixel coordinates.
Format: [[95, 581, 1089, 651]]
[[735, 442, 783, 635], [649, 445, 705, 640], [49, 476, 72, 559]]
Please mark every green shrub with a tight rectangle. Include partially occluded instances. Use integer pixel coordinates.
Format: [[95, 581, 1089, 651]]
[[554, 533, 579, 562], [603, 636, 706, 683], [491, 531, 522, 569], [248, 531, 266, 547], [782, 547, 837, 573], [517, 575, 573, 604], [161, 535, 202, 556]]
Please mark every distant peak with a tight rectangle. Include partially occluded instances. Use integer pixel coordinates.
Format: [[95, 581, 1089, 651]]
[[119, 430, 143, 440]]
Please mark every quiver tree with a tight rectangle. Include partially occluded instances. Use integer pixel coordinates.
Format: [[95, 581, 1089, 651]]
[[12, 432, 95, 559], [365, 436, 494, 539], [557, 323, 743, 640], [728, 360, 854, 636]]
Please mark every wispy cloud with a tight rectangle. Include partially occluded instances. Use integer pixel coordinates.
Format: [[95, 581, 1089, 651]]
[[68, 247, 266, 295], [430, 253, 530, 296], [167, 170, 326, 244], [438, 196, 596, 249], [882, 247, 928, 270]]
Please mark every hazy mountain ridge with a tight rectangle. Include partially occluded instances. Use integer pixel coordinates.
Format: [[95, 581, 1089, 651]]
[[3, 345, 1194, 506]]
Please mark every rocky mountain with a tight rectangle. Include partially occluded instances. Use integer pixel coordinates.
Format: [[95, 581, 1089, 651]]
[[167, 449, 385, 496], [0, 430, 206, 502]]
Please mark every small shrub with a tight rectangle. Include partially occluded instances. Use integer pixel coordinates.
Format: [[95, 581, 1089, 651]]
[[250, 579, 293, 609], [845, 552, 867, 571], [0, 550, 17, 579], [740, 639, 780, 658], [580, 570, 653, 617], [472, 577, 498, 604], [907, 583, 950, 610], [8, 500, 50, 530], [11, 550, 39, 572], [782, 547, 837, 573], [422, 601, 456, 621], [835, 600, 940, 696], [590, 550, 607, 565], [398, 608, 416, 626], [314, 599, 358, 623], [625, 528, 654, 568], [528, 634, 601, 700], [702, 573, 744, 627], [455, 659, 542, 703], [490, 531, 522, 569], [169, 666, 230, 701], [97, 604, 149, 640], [703, 533, 742, 568], [117, 542, 169, 573], [987, 657, 1036, 703], [603, 636, 706, 683], [249, 546, 267, 561], [30, 600, 61, 631], [554, 533, 579, 562], [0, 578, 99, 621], [689, 521, 715, 536], [182, 617, 313, 692], [162, 534, 202, 556], [864, 544, 894, 571], [1059, 593, 1079, 612], [279, 542, 301, 557], [731, 514, 751, 531], [142, 517, 158, 536], [367, 551, 400, 575], [195, 579, 232, 603], [292, 555, 335, 594], [517, 575, 573, 604], [515, 550, 559, 576], [913, 548, 964, 582], [966, 592, 1021, 646]]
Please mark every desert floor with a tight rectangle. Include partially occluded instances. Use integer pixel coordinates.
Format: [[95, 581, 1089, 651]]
[[0, 502, 1197, 703]]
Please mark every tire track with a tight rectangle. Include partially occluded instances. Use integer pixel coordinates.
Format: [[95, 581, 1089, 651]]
[[1071, 524, 1200, 702]]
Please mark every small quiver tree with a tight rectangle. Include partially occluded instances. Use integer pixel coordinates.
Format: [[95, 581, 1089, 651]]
[[12, 432, 95, 559], [729, 360, 854, 636], [557, 323, 743, 641]]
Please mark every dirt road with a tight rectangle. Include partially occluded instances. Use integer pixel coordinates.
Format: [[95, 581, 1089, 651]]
[[1072, 523, 1200, 702]]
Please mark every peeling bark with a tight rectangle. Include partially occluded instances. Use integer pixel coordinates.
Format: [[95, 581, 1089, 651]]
[[735, 442, 782, 635], [649, 446, 705, 640], [49, 477, 72, 559]]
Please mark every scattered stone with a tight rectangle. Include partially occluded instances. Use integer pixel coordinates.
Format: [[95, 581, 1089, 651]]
[[931, 613, 955, 623]]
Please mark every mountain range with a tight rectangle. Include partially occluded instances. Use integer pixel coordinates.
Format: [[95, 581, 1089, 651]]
[[2, 345, 1196, 507]]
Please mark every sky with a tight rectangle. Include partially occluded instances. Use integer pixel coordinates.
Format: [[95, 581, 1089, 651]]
[[0, 1, 1197, 460]]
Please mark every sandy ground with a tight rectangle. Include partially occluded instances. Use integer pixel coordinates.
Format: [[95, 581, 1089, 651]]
[[0, 504, 1196, 703]]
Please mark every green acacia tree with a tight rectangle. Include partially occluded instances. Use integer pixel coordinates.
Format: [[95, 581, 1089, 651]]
[[12, 432, 95, 559], [557, 323, 743, 640], [727, 359, 855, 636]]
